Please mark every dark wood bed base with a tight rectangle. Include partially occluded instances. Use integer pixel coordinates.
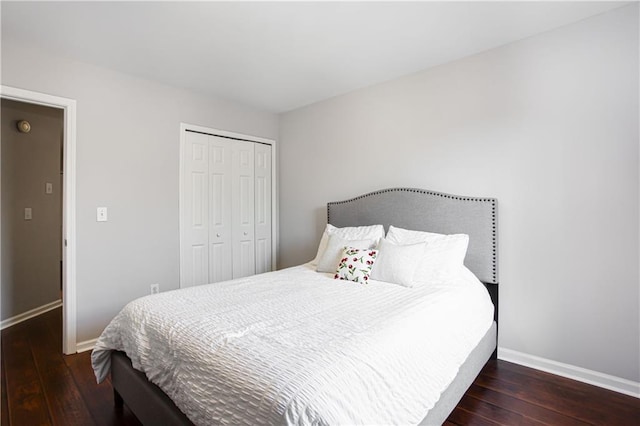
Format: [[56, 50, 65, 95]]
[[485, 282, 499, 359], [109, 188, 499, 425], [112, 351, 193, 425]]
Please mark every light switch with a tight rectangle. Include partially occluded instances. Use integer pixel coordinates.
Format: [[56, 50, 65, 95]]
[[45, 183, 53, 194], [24, 207, 32, 220], [97, 207, 108, 222]]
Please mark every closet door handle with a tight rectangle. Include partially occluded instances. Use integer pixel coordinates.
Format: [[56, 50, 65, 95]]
[[216, 233, 221, 237], [243, 231, 248, 236]]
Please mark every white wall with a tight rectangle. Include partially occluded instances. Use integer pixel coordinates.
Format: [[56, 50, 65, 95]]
[[1, 41, 279, 343], [279, 5, 639, 383]]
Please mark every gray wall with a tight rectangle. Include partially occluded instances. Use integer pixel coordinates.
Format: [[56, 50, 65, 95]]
[[279, 5, 639, 382], [1, 41, 279, 342], [1, 99, 63, 320]]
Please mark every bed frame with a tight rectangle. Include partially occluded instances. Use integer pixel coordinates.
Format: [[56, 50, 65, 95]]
[[111, 187, 498, 426]]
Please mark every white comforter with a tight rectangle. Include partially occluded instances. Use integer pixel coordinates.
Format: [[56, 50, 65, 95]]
[[92, 264, 493, 426]]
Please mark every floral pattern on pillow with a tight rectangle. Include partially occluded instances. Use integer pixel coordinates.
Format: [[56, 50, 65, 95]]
[[334, 247, 378, 284]]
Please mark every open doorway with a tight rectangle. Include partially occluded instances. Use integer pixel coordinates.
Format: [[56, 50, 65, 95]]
[[0, 86, 77, 354], [1, 99, 63, 330]]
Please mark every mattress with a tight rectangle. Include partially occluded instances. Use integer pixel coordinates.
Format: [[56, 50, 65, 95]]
[[92, 264, 494, 426]]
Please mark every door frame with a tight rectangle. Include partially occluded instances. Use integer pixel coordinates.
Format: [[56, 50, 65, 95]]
[[1, 85, 77, 354], [179, 123, 277, 287]]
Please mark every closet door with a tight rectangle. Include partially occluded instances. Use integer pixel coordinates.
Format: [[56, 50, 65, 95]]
[[208, 136, 233, 283], [254, 143, 272, 274], [232, 141, 255, 278], [182, 132, 209, 287], [181, 127, 274, 288]]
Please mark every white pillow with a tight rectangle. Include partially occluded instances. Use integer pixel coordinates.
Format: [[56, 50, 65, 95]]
[[316, 234, 376, 273], [311, 224, 385, 266], [386, 225, 469, 280], [385, 226, 443, 245], [370, 238, 427, 287]]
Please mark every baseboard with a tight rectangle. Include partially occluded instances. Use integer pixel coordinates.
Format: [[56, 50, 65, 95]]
[[76, 338, 98, 353], [499, 347, 640, 398], [1, 299, 63, 330]]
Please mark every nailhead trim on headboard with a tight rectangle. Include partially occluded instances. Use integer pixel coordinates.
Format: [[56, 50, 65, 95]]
[[327, 187, 498, 284]]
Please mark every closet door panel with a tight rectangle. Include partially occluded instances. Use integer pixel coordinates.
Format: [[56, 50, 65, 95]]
[[209, 136, 233, 283], [182, 132, 209, 287], [191, 245, 208, 286], [232, 141, 255, 278], [254, 144, 272, 274]]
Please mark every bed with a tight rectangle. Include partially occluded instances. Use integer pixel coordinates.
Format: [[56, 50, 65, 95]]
[[92, 187, 499, 426]]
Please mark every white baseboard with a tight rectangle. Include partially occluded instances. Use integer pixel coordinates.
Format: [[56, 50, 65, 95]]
[[1, 299, 63, 330], [76, 338, 98, 353], [499, 347, 640, 398]]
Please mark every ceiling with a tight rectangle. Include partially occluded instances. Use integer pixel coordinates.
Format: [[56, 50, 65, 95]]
[[1, 1, 629, 113]]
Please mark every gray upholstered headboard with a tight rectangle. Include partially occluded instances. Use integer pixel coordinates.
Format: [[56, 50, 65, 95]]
[[327, 188, 498, 285]]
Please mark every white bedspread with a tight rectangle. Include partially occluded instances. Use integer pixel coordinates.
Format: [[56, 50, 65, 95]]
[[92, 264, 493, 426]]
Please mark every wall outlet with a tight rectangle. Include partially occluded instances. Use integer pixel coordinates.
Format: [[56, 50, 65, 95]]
[[150, 284, 159, 295]]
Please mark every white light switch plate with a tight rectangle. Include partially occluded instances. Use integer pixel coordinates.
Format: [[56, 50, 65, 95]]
[[97, 207, 108, 222], [45, 182, 53, 194], [24, 207, 32, 220]]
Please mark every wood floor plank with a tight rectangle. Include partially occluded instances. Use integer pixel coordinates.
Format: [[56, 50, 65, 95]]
[[43, 309, 63, 347], [492, 360, 640, 414], [64, 352, 141, 426], [466, 383, 591, 426], [2, 323, 51, 425], [447, 406, 502, 425], [476, 366, 638, 425], [1, 351, 10, 426], [27, 309, 94, 426], [518, 417, 553, 426], [483, 361, 640, 425], [456, 393, 524, 425]]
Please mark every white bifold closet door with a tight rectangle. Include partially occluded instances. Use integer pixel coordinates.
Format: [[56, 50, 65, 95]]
[[208, 135, 233, 283], [182, 131, 272, 287], [254, 143, 272, 274], [231, 140, 255, 279]]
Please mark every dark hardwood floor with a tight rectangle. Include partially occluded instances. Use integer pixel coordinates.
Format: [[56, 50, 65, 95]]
[[2, 308, 638, 425]]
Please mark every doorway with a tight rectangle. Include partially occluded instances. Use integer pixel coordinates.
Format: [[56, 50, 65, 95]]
[[0, 86, 77, 354]]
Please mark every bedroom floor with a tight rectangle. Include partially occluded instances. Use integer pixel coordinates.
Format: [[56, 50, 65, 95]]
[[1, 308, 638, 426]]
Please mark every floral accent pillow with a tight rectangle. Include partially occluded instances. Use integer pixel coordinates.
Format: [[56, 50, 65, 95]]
[[334, 247, 378, 284]]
